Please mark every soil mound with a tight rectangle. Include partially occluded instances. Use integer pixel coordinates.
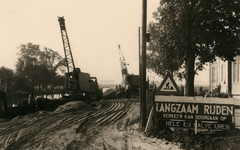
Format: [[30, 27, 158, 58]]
[[53, 101, 92, 113]]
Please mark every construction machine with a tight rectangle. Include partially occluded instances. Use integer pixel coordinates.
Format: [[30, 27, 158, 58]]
[[58, 17, 102, 101], [117, 44, 139, 97]]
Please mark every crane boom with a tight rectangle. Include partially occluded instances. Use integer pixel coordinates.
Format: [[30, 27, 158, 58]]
[[118, 44, 128, 76], [58, 17, 76, 73], [58, 16, 81, 93]]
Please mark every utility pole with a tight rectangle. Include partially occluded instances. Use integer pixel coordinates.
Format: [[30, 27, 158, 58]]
[[140, 0, 147, 129], [139, 26, 143, 128]]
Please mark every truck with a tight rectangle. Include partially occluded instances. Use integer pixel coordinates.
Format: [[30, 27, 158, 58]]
[[121, 74, 139, 93]]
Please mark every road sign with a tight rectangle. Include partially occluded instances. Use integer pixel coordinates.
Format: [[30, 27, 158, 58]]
[[154, 99, 236, 131], [155, 73, 181, 95]]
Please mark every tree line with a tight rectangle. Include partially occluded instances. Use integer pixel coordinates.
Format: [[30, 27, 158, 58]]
[[0, 43, 66, 94]]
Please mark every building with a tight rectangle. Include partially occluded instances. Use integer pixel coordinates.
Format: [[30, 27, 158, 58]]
[[209, 56, 240, 95]]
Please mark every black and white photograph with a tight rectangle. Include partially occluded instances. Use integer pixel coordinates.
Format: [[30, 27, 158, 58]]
[[0, 0, 240, 149]]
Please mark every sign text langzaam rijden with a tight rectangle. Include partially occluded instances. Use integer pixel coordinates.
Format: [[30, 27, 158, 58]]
[[156, 102, 234, 122], [156, 102, 234, 115]]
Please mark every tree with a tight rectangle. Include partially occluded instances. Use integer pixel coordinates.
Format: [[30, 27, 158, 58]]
[[15, 43, 66, 92], [52, 75, 65, 89], [147, 0, 240, 96], [0, 66, 15, 93], [147, 22, 184, 77]]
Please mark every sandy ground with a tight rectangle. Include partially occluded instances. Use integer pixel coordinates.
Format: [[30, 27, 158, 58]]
[[0, 99, 181, 150]]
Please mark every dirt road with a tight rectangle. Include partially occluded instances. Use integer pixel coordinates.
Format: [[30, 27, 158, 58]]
[[0, 99, 181, 150]]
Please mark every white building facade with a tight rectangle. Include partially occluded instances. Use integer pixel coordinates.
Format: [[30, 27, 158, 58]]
[[209, 56, 240, 95]]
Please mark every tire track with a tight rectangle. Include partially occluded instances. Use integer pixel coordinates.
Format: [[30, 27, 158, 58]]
[[76, 101, 126, 134], [1, 111, 89, 149], [67, 100, 129, 149], [4, 115, 69, 150], [1, 100, 129, 150]]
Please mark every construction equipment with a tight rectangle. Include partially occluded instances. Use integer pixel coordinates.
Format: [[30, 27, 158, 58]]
[[58, 16, 102, 101], [118, 44, 139, 97]]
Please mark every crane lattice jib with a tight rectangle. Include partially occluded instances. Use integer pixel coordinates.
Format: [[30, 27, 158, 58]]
[[118, 44, 128, 76], [58, 17, 80, 92], [58, 17, 75, 74]]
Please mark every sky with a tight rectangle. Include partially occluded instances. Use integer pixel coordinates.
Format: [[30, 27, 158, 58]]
[[0, 0, 208, 85]]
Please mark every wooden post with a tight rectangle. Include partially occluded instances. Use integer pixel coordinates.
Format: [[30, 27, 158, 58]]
[[195, 119, 198, 134], [145, 106, 153, 132], [139, 26, 143, 128], [140, 0, 147, 129], [227, 59, 232, 97], [152, 83, 156, 127]]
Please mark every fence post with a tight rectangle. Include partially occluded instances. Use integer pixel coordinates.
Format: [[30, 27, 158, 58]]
[[152, 84, 156, 127], [195, 119, 198, 134]]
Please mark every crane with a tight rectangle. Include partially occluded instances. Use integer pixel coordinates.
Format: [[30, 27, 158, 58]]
[[58, 16, 81, 95], [58, 16, 102, 101], [117, 44, 139, 98], [118, 44, 129, 76]]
